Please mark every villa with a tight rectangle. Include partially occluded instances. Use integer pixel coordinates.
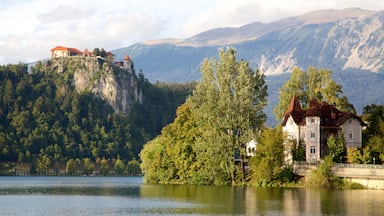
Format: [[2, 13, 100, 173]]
[[282, 96, 366, 163]]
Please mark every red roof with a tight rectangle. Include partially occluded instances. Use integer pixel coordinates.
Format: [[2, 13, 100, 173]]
[[51, 46, 82, 54], [282, 96, 306, 125], [282, 97, 365, 127], [124, 54, 131, 61]]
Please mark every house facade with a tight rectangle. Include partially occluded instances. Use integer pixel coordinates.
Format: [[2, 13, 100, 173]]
[[282, 96, 365, 163]]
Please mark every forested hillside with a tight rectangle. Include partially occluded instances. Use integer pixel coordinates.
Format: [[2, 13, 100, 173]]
[[0, 63, 193, 174]]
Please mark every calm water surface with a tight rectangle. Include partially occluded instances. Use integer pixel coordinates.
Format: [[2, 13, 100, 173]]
[[0, 176, 384, 215]]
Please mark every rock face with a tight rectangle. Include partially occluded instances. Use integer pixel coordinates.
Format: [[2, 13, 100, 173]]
[[53, 57, 142, 114]]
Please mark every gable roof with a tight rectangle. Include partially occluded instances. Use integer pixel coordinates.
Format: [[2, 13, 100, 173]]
[[282, 97, 366, 127], [50, 46, 82, 54], [282, 96, 306, 126]]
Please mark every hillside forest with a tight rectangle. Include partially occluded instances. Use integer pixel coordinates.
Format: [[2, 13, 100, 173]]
[[0, 62, 194, 175]]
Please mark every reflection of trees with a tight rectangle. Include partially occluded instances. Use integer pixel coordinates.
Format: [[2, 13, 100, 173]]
[[140, 184, 246, 214]]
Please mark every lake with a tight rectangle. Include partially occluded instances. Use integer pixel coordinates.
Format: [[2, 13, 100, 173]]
[[0, 176, 384, 215]]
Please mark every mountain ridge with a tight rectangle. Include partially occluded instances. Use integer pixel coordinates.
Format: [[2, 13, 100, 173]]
[[112, 8, 384, 121]]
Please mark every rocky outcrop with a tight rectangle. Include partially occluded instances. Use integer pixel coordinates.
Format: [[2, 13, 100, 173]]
[[52, 57, 142, 114]]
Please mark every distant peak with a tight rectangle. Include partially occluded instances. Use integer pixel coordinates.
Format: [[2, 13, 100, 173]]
[[143, 38, 182, 45], [297, 8, 376, 24]]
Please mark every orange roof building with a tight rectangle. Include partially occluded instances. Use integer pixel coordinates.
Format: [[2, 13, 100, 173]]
[[51, 46, 83, 58]]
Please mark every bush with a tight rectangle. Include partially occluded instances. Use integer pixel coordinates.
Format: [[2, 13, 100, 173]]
[[308, 155, 343, 189]]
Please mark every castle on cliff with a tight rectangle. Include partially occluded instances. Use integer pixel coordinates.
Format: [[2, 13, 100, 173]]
[[50, 46, 133, 70]]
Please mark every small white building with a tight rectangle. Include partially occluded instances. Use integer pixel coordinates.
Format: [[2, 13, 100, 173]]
[[246, 140, 257, 157], [281, 96, 366, 163]]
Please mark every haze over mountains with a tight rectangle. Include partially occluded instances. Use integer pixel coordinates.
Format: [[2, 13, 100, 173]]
[[112, 8, 384, 123]]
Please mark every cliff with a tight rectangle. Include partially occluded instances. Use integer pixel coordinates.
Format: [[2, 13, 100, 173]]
[[51, 57, 142, 114]]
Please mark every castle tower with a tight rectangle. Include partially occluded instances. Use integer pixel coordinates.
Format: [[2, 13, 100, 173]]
[[123, 54, 132, 69]]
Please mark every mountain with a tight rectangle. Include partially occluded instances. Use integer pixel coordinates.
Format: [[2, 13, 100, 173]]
[[112, 8, 384, 120]]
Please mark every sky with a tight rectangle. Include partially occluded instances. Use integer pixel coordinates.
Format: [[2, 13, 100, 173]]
[[1, 0, 384, 64]]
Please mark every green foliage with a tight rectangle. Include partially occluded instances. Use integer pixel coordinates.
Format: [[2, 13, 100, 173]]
[[309, 155, 343, 189], [346, 148, 362, 164], [249, 127, 284, 186], [0, 61, 193, 174], [189, 48, 268, 185], [140, 102, 202, 184], [83, 158, 94, 175], [114, 159, 125, 175], [327, 134, 346, 163], [290, 139, 306, 161], [66, 159, 76, 175], [130, 74, 195, 148], [100, 158, 109, 175], [274, 67, 354, 121], [140, 48, 268, 185], [359, 105, 384, 164], [127, 158, 141, 175], [342, 181, 366, 189]]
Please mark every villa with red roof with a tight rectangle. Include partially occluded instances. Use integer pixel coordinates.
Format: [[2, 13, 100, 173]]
[[282, 96, 366, 163]]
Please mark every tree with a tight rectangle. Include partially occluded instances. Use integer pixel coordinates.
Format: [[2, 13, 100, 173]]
[[361, 105, 384, 164], [83, 158, 94, 175], [114, 159, 125, 175], [309, 155, 342, 189], [188, 48, 268, 185], [274, 67, 354, 121], [127, 159, 141, 176], [100, 158, 109, 175], [249, 127, 284, 186], [327, 134, 346, 163], [140, 102, 201, 183], [66, 159, 76, 175]]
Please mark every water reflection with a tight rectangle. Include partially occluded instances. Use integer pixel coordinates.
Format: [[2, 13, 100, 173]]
[[141, 183, 384, 215], [1, 176, 384, 215]]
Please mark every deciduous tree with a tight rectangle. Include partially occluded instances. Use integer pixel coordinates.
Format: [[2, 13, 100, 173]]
[[274, 67, 354, 122], [189, 48, 268, 185]]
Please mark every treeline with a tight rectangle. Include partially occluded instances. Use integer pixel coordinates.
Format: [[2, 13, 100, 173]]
[[0, 62, 194, 174]]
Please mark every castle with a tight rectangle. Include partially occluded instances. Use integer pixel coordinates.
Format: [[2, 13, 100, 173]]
[[50, 46, 132, 70]]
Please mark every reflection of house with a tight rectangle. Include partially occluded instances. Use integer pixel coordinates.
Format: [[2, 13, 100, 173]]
[[282, 96, 365, 163], [50, 46, 83, 58]]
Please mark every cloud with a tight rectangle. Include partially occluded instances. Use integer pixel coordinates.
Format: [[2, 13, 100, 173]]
[[1, 0, 384, 64], [181, 0, 384, 37], [37, 5, 94, 23]]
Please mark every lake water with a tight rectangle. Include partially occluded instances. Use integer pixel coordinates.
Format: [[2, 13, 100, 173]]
[[1, 176, 384, 215]]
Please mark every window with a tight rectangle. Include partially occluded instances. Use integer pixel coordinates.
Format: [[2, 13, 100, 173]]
[[310, 131, 316, 139], [348, 130, 353, 140], [310, 146, 316, 154], [310, 118, 315, 124]]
